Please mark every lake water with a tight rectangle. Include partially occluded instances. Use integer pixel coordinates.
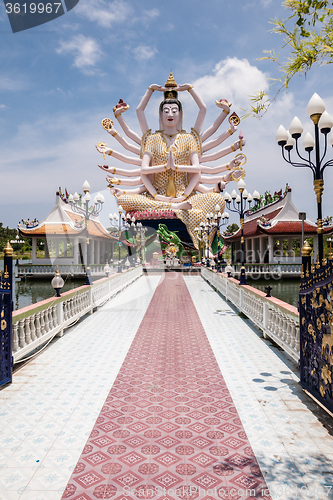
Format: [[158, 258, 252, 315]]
[[13, 277, 94, 310], [247, 278, 300, 308]]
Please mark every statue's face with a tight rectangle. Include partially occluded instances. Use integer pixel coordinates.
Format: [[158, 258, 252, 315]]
[[161, 104, 180, 129]]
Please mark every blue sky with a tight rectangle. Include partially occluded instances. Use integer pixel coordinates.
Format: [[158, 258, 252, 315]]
[[1, 0, 333, 229]]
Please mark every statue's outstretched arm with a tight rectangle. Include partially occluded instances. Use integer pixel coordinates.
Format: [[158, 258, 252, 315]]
[[106, 175, 142, 186], [196, 169, 243, 194], [115, 112, 141, 145], [201, 100, 231, 143], [202, 122, 237, 153], [200, 139, 245, 162], [105, 123, 140, 155], [176, 85, 206, 134], [111, 185, 146, 197], [96, 144, 141, 166], [137, 84, 165, 134], [200, 156, 244, 174], [98, 164, 141, 177]]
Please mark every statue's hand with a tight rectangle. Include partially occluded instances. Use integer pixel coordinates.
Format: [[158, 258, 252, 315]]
[[98, 164, 116, 174], [175, 84, 192, 92], [214, 181, 226, 193], [215, 99, 231, 113], [109, 187, 123, 197], [149, 84, 165, 92], [155, 194, 172, 202], [166, 149, 176, 170], [229, 156, 245, 169], [96, 144, 111, 155], [231, 169, 243, 180], [233, 138, 246, 150], [171, 195, 186, 203], [106, 123, 117, 136]]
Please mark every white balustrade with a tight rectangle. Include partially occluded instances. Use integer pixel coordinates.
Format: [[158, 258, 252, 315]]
[[12, 266, 142, 362], [16, 263, 115, 277], [202, 267, 300, 362]]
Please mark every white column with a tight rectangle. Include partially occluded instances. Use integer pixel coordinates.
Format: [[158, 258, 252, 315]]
[[73, 237, 79, 265], [31, 238, 37, 264], [55, 239, 60, 259], [96, 239, 101, 264]]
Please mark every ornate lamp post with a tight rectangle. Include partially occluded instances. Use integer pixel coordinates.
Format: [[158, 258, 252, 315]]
[[194, 223, 206, 264], [275, 93, 333, 262], [133, 222, 148, 263], [68, 181, 105, 285], [224, 179, 260, 285], [214, 204, 230, 273], [109, 206, 125, 273], [51, 266, 65, 297]]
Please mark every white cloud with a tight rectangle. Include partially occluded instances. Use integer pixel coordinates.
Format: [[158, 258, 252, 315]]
[[56, 35, 102, 73], [133, 45, 157, 62], [0, 104, 7, 109], [144, 8, 160, 19], [192, 57, 269, 109], [75, 0, 133, 28], [0, 76, 26, 91]]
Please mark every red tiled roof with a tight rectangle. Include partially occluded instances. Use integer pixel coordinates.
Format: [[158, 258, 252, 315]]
[[259, 221, 317, 234], [225, 208, 282, 241]]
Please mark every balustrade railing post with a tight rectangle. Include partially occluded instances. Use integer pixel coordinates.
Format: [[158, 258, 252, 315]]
[[12, 322, 19, 352], [19, 318, 26, 347], [56, 300, 64, 337], [88, 287, 93, 314]]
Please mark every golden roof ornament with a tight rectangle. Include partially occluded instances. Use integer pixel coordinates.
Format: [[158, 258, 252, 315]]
[[165, 72, 177, 88]]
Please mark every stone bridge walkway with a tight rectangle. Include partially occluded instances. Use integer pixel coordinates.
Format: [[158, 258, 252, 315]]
[[0, 273, 332, 500]]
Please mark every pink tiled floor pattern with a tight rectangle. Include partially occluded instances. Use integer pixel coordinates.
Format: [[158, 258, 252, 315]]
[[61, 273, 271, 500]]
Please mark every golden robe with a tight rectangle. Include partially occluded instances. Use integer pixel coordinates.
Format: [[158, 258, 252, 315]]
[[117, 129, 225, 249]]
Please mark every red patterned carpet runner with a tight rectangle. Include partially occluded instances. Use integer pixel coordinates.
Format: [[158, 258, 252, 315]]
[[62, 273, 270, 500]]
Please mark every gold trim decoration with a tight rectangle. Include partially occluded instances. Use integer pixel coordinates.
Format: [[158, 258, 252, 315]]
[[108, 149, 113, 156], [187, 85, 193, 91], [101, 118, 114, 131], [148, 86, 154, 92], [313, 179, 324, 204], [301, 239, 312, 257], [231, 144, 235, 152], [1, 319, 7, 331], [234, 153, 247, 166], [165, 72, 177, 88], [112, 131, 118, 137]]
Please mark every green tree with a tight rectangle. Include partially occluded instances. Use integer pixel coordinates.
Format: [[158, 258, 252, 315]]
[[246, 1, 333, 118], [225, 223, 239, 235]]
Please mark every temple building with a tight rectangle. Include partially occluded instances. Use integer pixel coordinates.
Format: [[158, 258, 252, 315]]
[[18, 191, 117, 267], [224, 186, 333, 264]]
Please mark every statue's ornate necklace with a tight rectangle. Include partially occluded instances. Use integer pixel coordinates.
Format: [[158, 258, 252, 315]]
[[162, 132, 178, 140]]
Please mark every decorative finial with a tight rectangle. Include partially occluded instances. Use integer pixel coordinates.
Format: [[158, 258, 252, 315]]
[[165, 72, 177, 88], [301, 239, 312, 257], [3, 241, 13, 257]]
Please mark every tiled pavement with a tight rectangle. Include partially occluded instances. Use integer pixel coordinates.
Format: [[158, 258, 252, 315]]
[[0, 273, 332, 500]]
